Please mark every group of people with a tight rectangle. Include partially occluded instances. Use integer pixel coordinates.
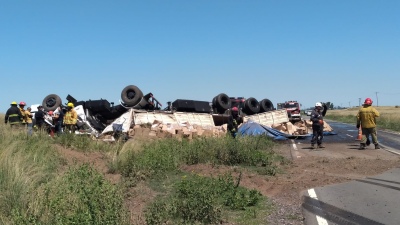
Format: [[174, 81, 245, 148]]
[[226, 98, 380, 151], [4, 101, 78, 136], [309, 97, 380, 150]]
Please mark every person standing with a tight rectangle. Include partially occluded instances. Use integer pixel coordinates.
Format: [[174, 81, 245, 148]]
[[310, 102, 325, 149], [357, 98, 380, 150], [5, 101, 23, 127], [34, 105, 46, 131], [18, 101, 28, 125], [53, 106, 64, 135], [64, 102, 77, 133], [227, 107, 242, 138], [26, 107, 33, 135]]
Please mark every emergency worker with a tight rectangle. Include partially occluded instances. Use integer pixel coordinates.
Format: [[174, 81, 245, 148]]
[[26, 107, 33, 135], [227, 107, 242, 138], [310, 102, 325, 149], [53, 106, 64, 135], [5, 101, 23, 127], [34, 105, 46, 130], [18, 102, 28, 125], [356, 98, 380, 150], [64, 102, 77, 133]]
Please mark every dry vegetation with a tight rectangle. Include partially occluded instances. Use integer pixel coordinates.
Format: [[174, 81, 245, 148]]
[[325, 106, 400, 131]]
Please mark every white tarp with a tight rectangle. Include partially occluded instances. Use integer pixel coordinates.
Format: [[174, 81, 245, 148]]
[[101, 109, 134, 134], [244, 109, 289, 127]]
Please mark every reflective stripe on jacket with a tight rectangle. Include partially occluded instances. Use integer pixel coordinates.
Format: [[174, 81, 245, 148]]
[[5, 106, 23, 125], [64, 109, 77, 125], [357, 105, 379, 128]]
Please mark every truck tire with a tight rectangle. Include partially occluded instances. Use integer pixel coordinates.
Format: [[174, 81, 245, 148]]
[[243, 97, 260, 115], [121, 85, 143, 107], [42, 94, 62, 111], [259, 98, 274, 112], [214, 93, 231, 113]]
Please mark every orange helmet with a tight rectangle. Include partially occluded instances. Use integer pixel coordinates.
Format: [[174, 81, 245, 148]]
[[232, 107, 239, 112], [364, 98, 373, 105], [19, 101, 26, 106]]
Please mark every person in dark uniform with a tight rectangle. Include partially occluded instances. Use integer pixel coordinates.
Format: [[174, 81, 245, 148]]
[[310, 102, 327, 149], [227, 107, 242, 138], [34, 105, 46, 131], [5, 101, 23, 127], [53, 106, 65, 135]]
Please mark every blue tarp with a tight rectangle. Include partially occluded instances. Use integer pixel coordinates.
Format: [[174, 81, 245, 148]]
[[237, 121, 337, 140], [238, 121, 309, 140]]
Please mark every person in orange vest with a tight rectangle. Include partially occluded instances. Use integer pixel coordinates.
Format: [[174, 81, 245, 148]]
[[5, 101, 23, 127], [357, 98, 380, 150], [63, 102, 78, 133]]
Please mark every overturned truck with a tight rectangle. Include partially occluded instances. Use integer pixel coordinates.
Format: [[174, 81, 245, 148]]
[[40, 84, 279, 136]]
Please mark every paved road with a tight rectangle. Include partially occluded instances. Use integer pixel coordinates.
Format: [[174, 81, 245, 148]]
[[301, 120, 400, 225]]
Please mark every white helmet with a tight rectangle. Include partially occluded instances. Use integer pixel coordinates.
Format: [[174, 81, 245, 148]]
[[315, 102, 322, 107]]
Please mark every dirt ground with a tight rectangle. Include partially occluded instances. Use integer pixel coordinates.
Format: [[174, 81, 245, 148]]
[[56, 140, 400, 225]]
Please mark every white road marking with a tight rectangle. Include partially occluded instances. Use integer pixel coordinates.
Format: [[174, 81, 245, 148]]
[[308, 189, 329, 225], [380, 143, 400, 156], [290, 140, 301, 158]]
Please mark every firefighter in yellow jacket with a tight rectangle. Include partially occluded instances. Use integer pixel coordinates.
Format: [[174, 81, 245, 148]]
[[356, 98, 380, 150], [18, 101, 29, 125], [64, 102, 78, 133]]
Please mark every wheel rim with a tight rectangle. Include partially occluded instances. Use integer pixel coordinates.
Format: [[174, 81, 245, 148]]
[[46, 97, 56, 107], [127, 91, 136, 99]]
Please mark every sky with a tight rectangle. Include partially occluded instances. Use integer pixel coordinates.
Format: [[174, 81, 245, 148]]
[[1, 0, 399, 113]]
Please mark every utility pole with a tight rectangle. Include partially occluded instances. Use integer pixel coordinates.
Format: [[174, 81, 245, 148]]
[[359, 98, 361, 107], [375, 92, 379, 107], [348, 101, 351, 108]]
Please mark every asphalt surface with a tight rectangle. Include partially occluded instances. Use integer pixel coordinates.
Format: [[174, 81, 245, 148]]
[[301, 120, 400, 225]]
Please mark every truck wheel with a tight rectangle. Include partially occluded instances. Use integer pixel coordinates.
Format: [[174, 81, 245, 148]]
[[214, 93, 231, 113], [259, 98, 274, 112], [244, 97, 260, 115], [121, 85, 143, 107], [42, 94, 62, 111]]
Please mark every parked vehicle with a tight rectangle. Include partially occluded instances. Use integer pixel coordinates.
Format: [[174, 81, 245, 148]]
[[277, 101, 302, 122]]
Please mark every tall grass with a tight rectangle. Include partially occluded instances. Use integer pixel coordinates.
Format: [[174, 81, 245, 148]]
[[114, 135, 285, 182], [0, 118, 129, 225], [0, 125, 60, 224], [325, 106, 400, 132]]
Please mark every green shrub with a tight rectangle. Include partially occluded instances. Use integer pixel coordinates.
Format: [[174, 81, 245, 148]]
[[145, 173, 262, 225]]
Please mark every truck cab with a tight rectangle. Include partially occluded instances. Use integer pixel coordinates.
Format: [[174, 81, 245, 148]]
[[277, 101, 301, 122]]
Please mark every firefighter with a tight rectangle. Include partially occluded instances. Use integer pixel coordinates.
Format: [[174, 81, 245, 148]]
[[26, 107, 33, 135], [357, 98, 380, 150], [310, 102, 325, 149], [64, 102, 77, 133], [18, 101, 29, 125], [5, 101, 23, 127], [227, 107, 242, 138]]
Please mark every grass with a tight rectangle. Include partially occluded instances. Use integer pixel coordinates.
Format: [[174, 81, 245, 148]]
[[0, 113, 290, 225], [324, 106, 400, 132], [144, 172, 268, 225]]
